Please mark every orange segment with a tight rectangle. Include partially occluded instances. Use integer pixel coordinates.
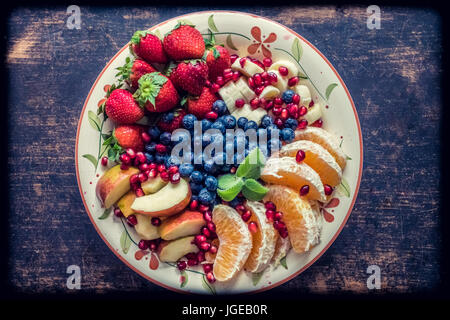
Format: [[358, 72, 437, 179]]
[[294, 127, 347, 170], [263, 185, 322, 253], [261, 157, 326, 201], [243, 201, 278, 273], [271, 235, 291, 268], [279, 140, 342, 187], [212, 205, 252, 282]]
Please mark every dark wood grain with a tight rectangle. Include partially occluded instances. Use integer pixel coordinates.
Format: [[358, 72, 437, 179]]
[[6, 6, 442, 295]]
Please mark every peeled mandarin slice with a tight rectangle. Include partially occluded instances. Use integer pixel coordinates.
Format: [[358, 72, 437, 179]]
[[261, 157, 326, 202], [271, 235, 291, 268], [263, 185, 322, 253], [279, 140, 342, 187], [212, 205, 252, 282], [294, 127, 347, 170], [243, 201, 278, 273]]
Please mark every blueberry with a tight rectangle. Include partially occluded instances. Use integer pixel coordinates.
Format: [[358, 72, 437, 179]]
[[145, 142, 157, 153], [191, 195, 199, 202], [212, 100, 227, 115], [244, 120, 258, 131], [199, 188, 214, 205], [267, 125, 280, 139], [190, 182, 203, 195], [213, 152, 226, 165], [201, 119, 212, 132], [182, 114, 197, 130], [203, 160, 216, 174], [261, 115, 273, 128], [221, 164, 232, 172], [179, 163, 194, 177], [159, 132, 172, 145], [155, 153, 165, 164], [222, 115, 236, 129], [190, 170, 204, 183], [211, 121, 226, 134], [280, 127, 295, 142], [193, 154, 204, 168], [144, 152, 154, 163], [205, 176, 218, 191], [210, 133, 223, 145], [284, 118, 298, 130], [268, 138, 282, 154], [172, 130, 190, 145], [237, 117, 248, 129], [162, 112, 174, 123], [165, 156, 180, 168], [229, 197, 242, 207], [148, 126, 161, 140], [282, 90, 295, 103]]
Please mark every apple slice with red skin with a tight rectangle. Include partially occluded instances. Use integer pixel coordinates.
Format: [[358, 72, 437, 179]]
[[157, 236, 199, 262], [96, 165, 139, 208], [131, 178, 191, 217], [117, 190, 136, 217], [159, 210, 205, 240], [135, 214, 160, 240]]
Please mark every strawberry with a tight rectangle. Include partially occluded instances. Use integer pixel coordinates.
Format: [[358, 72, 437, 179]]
[[186, 87, 217, 119], [163, 24, 205, 60], [206, 45, 231, 82], [130, 30, 168, 64], [168, 60, 208, 96], [157, 108, 187, 132], [114, 124, 146, 152], [116, 57, 156, 88], [105, 89, 144, 124], [134, 72, 179, 113]]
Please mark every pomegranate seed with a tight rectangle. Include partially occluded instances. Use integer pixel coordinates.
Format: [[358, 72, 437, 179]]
[[101, 156, 108, 166], [265, 201, 276, 211], [201, 226, 211, 238], [275, 118, 284, 128], [209, 245, 218, 254], [177, 260, 187, 270], [235, 98, 245, 108], [147, 240, 157, 251], [206, 111, 218, 121], [141, 132, 151, 143], [280, 229, 289, 238], [250, 98, 260, 109], [206, 272, 216, 283], [151, 217, 161, 226], [288, 76, 299, 87], [199, 241, 211, 251], [119, 153, 131, 164], [168, 166, 178, 175], [203, 264, 213, 273], [170, 172, 181, 184], [298, 119, 308, 129], [280, 108, 289, 120], [207, 222, 216, 232], [157, 164, 166, 172], [241, 210, 252, 222], [203, 210, 212, 222], [299, 106, 308, 117], [300, 185, 310, 196], [223, 68, 232, 76], [195, 235, 207, 245], [309, 100, 315, 108], [278, 66, 288, 76], [264, 80, 271, 86], [211, 83, 220, 92], [155, 144, 167, 154], [133, 157, 140, 167], [287, 104, 299, 117], [126, 148, 136, 158], [197, 251, 206, 263], [114, 208, 123, 217], [253, 73, 262, 86], [230, 167, 237, 174], [312, 119, 323, 128], [185, 252, 197, 260], [272, 106, 282, 116], [248, 221, 258, 233], [139, 163, 150, 171], [148, 163, 157, 170], [232, 71, 240, 81], [266, 210, 275, 221], [248, 77, 255, 88], [148, 168, 157, 178], [296, 150, 306, 163], [205, 80, 212, 88], [138, 173, 148, 183], [239, 57, 247, 68], [199, 204, 210, 213], [187, 259, 198, 266], [224, 72, 233, 82], [274, 211, 283, 220], [292, 94, 300, 105], [273, 220, 286, 230], [255, 86, 264, 95], [235, 204, 246, 213], [190, 199, 198, 210], [160, 171, 169, 181], [253, 58, 265, 70], [324, 184, 333, 196], [263, 57, 272, 67], [127, 214, 137, 226], [268, 72, 278, 83], [230, 54, 239, 64], [138, 239, 148, 250], [274, 97, 283, 105], [216, 76, 224, 86], [130, 174, 139, 185], [264, 100, 274, 110], [261, 71, 269, 80]]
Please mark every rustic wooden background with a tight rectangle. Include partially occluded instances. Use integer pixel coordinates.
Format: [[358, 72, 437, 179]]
[[5, 5, 444, 297]]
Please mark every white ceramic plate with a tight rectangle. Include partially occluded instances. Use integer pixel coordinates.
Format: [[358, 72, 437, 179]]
[[75, 11, 363, 294]]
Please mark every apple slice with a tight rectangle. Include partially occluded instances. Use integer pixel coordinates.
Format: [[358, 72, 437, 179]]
[[96, 165, 139, 208], [159, 210, 205, 240], [131, 178, 191, 217], [117, 191, 136, 217], [135, 214, 160, 240], [157, 236, 198, 262], [141, 176, 168, 195]]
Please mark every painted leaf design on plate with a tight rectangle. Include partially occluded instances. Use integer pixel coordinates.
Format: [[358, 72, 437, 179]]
[[280, 256, 288, 270], [252, 270, 265, 286], [226, 34, 238, 51], [336, 177, 350, 197], [98, 208, 112, 220], [208, 14, 219, 32], [202, 274, 216, 294], [180, 270, 188, 288], [325, 83, 338, 100], [82, 154, 98, 169], [88, 110, 101, 131], [291, 38, 303, 62], [120, 229, 132, 254]]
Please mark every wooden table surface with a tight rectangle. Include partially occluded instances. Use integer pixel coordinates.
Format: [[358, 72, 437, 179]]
[[5, 5, 445, 297]]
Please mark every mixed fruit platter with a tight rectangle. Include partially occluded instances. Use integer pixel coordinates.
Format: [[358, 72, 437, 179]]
[[80, 12, 359, 293]]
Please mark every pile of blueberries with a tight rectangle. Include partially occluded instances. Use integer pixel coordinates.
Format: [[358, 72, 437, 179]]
[[141, 96, 299, 207]]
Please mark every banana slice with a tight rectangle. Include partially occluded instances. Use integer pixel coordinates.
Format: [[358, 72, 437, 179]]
[[218, 81, 246, 114], [294, 84, 312, 106], [270, 71, 288, 92], [259, 85, 280, 100], [232, 58, 264, 77], [268, 60, 299, 79], [246, 108, 268, 125], [235, 77, 256, 102], [231, 103, 253, 120], [300, 102, 322, 124]]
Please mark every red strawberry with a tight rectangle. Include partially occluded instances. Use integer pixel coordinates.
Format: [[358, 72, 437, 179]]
[[130, 30, 168, 64], [206, 45, 231, 82], [186, 87, 217, 119], [105, 89, 144, 124], [157, 109, 187, 132], [133, 72, 179, 113], [116, 58, 156, 88], [168, 60, 208, 96], [163, 24, 205, 60], [114, 124, 146, 151]]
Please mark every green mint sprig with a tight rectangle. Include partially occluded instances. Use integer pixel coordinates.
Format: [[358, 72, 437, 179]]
[[217, 148, 268, 202]]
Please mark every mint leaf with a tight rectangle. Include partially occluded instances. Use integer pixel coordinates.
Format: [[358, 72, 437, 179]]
[[236, 147, 265, 179], [217, 177, 244, 201], [241, 179, 268, 201], [218, 174, 239, 190]]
